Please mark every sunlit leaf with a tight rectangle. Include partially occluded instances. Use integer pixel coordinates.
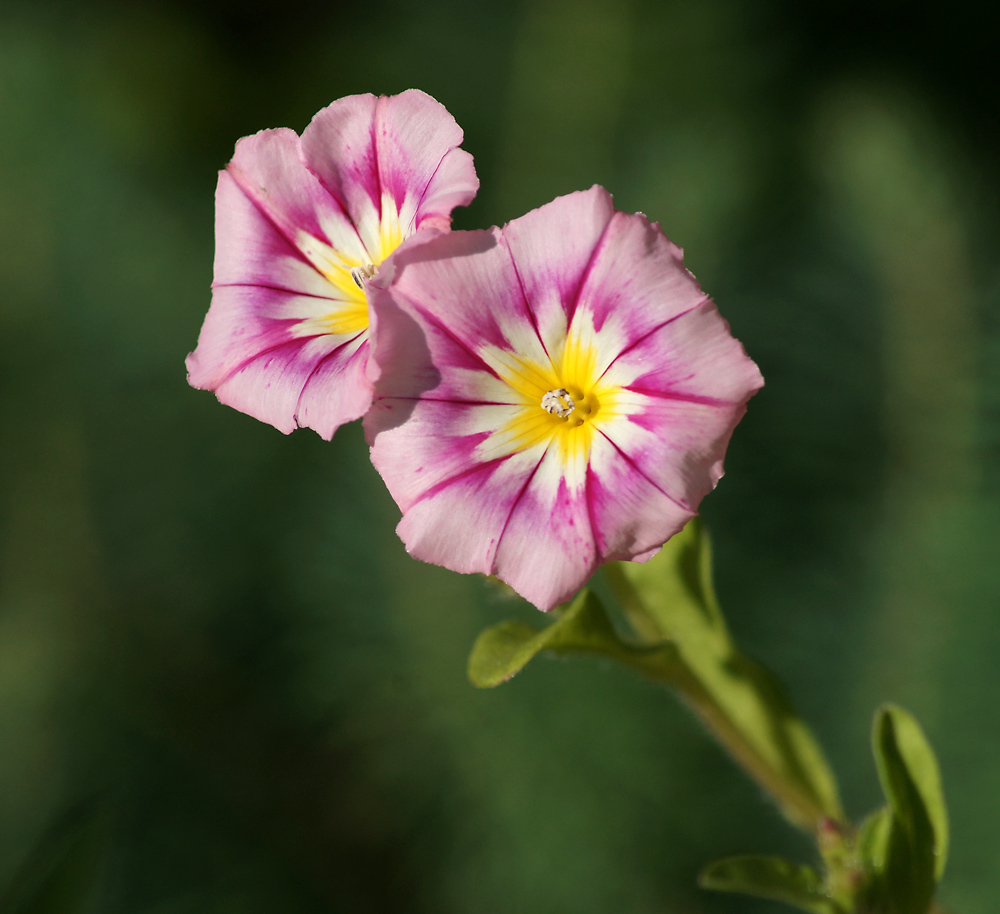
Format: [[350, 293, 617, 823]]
[[468, 589, 683, 688], [699, 855, 844, 914]]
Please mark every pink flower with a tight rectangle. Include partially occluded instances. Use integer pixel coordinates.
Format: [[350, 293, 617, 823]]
[[186, 90, 478, 439], [365, 187, 763, 611]]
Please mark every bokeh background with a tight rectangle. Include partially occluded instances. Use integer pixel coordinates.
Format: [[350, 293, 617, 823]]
[[2, 0, 999, 911]]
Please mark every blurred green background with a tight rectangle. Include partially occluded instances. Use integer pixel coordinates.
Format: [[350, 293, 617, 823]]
[[2, 0, 999, 911]]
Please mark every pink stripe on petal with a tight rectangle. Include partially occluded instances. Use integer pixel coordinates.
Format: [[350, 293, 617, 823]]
[[599, 397, 748, 508], [368, 228, 541, 374], [395, 450, 543, 576], [209, 333, 368, 437], [376, 91, 478, 228], [576, 209, 707, 339], [187, 283, 308, 391], [299, 94, 381, 238], [188, 278, 371, 439], [491, 447, 598, 611], [228, 129, 368, 267], [293, 336, 372, 439], [586, 434, 694, 562], [300, 91, 477, 246], [213, 171, 340, 297], [501, 186, 615, 346], [417, 145, 479, 228], [604, 300, 764, 402], [368, 397, 517, 511]]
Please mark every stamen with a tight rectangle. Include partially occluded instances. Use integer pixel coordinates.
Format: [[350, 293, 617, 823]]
[[541, 388, 576, 419], [350, 263, 377, 289]]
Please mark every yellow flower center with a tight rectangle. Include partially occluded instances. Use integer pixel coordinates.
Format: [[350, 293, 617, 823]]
[[303, 196, 405, 337], [483, 322, 621, 469]]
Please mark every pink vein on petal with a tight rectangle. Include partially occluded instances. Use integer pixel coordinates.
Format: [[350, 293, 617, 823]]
[[595, 426, 695, 514]]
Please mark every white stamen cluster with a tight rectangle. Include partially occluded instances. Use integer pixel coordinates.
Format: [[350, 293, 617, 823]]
[[350, 263, 377, 289], [541, 388, 576, 419]]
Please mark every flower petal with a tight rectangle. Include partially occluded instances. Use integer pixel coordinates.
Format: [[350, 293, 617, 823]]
[[489, 446, 598, 610], [586, 432, 694, 561], [366, 227, 548, 387], [300, 90, 478, 253], [188, 281, 370, 436], [500, 185, 615, 344], [227, 128, 369, 270], [211, 169, 341, 297]]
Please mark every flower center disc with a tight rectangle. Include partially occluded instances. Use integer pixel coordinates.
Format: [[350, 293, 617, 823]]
[[541, 386, 597, 427], [541, 388, 576, 418]]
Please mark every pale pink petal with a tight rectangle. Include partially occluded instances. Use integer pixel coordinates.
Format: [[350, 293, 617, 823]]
[[227, 128, 369, 267], [585, 432, 695, 561], [377, 90, 479, 228], [365, 228, 542, 382], [500, 186, 615, 344], [393, 448, 543, 577], [300, 90, 478, 246], [188, 281, 370, 436], [489, 447, 598, 611], [211, 170, 341, 296], [573, 208, 708, 355], [599, 395, 748, 509], [367, 398, 507, 512], [602, 299, 764, 402], [388, 434, 599, 611]]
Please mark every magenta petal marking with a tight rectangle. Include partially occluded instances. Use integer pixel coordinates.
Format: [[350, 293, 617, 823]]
[[227, 128, 367, 266], [208, 333, 367, 436], [300, 90, 478, 238], [501, 186, 616, 339], [212, 171, 340, 297], [586, 435, 694, 562], [394, 451, 543, 577], [491, 449, 598, 611]]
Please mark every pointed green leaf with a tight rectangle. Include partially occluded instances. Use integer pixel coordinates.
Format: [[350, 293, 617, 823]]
[[878, 705, 948, 879], [468, 589, 683, 688], [856, 806, 892, 873], [699, 855, 845, 914], [605, 520, 843, 828], [864, 705, 941, 914]]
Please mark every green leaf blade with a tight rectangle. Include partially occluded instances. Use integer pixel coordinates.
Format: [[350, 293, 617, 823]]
[[699, 855, 844, 914], [866, 704, 945, 913]]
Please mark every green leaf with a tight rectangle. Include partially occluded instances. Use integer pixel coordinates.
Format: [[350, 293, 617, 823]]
[[468, 589, 683, 688], [878, 705, 948, 880], [861, 706, 945, 914], [605, 519, 843, 829], [0, 801, 106, 914], [699, 855, 845, 914], [856, 806, 893, 874]]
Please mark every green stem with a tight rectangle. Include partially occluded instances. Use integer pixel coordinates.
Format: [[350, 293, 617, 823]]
[[631, 639, 834, 832], [604, 562, 843, 833]]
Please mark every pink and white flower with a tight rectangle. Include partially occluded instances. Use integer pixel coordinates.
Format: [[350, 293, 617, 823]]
[[365, 186, 763, 611], [186, 90, 478, 439]]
